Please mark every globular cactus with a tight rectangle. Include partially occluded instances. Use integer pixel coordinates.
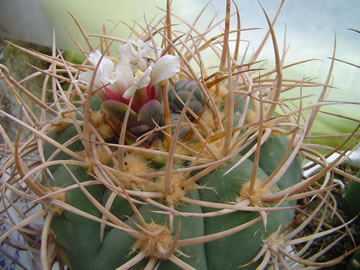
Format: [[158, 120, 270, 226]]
[[44, 123, 301, 269], [1, 1, 359, 270]]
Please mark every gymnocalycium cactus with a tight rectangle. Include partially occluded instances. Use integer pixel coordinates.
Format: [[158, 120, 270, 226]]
[[1, 0, 359, 269]]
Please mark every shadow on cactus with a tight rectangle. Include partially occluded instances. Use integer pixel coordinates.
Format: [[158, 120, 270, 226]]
[[0, 0, 360, 269]]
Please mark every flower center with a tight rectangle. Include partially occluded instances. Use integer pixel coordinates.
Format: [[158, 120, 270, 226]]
[[134, 69, 144, 81], [112, 71, 117, 81]]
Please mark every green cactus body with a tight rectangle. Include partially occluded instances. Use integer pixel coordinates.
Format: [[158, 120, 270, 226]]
[[44, 117, 301, 269], [43, 124, 84, 174], [50, 164, 104, 270], [347, 248, 360, 270], [344, 171, 360, 217], [242, 135, 302, 192], [198, 155, 296, 269]]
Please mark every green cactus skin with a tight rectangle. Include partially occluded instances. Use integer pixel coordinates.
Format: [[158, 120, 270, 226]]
[[43, 96, 101, 173], [344, 171, 360, 217], [347, 248, 360, 270], [246, 135, 302, 191], [342, 172, 360, 270], [50, 165, 104, 270], [198, 155, 295, 269], [43, 124, 84, 174], [94, 190, 207, 270], [44, 116, 302, 269]]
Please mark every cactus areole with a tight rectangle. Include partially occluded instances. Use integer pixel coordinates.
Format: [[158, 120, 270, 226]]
[[40, 2, 307, 270]]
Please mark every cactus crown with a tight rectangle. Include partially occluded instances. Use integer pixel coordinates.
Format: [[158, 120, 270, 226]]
[[0, 1, 359, 270]]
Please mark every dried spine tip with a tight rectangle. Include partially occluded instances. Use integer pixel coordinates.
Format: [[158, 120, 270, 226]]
[[133, 224, 173, 259]]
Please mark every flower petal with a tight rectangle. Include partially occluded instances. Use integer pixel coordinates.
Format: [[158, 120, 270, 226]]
[[150, 55, 180, 85], [78, 70, 105, 89], [118, 43, 132, 64], [136, 40, 154, 60], [88, 50, 102, 66], [123, 66, 152, 99], [78, 71, 94, 84], [113, 64, 134, 91], [88, 50, 115, 85]]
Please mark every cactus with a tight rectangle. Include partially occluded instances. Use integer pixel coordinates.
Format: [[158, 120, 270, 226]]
[[43, 123, 301, 269], [0, 1, 359, 270], [346, 171, 360, 270], [344, 171, 360, 217]]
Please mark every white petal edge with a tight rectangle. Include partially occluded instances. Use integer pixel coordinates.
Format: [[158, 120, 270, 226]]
[[78, 70, 104, 88], [88, 50, 115, 85], [111, 64, 135, 96], [88, 50, 102, 66], [78, 71, 93, 84], [150, 55, 180, 85], [118, 43, 132, 64]]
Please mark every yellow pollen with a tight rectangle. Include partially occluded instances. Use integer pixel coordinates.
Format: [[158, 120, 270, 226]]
[[112, 71, 117, 81], [134, 69, 144, 80]]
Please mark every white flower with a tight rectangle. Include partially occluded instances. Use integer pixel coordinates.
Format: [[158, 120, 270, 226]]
[[151, 55, 181, 85], [122, 54, 180, 99], [118, 39, 158, 72], [78, 51, 117, 88], [78, 42, 180, 102]]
